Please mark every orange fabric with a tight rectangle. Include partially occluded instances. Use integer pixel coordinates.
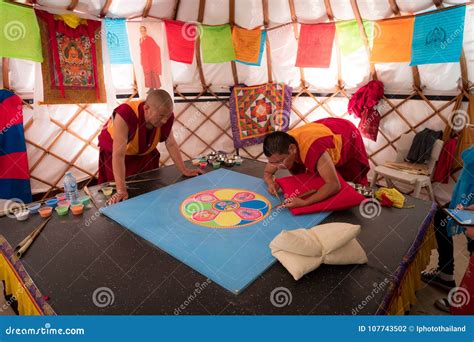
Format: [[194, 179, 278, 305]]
[[107, 101, 161, 156], [232, 27, 262, 64], [288, 123, 342, 165], [370, 17, 414, 63]]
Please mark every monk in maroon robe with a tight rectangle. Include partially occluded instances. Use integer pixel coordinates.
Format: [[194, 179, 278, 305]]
[[140, 26, 162, 89], [98, 90, 201, 204]]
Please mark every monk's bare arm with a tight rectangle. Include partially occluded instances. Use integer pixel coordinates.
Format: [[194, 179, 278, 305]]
[[165, 131, 203, 177], [111, 115, 129, 199], [263, 163, 280, 196]]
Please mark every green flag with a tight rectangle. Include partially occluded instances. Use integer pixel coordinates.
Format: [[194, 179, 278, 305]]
[[0, 1, 43, 62], [200, 24, 235, 63], [336, 20, 373, 56]]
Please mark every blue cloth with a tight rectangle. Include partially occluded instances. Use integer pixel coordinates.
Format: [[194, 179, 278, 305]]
[[102, 169, 331, 294], [410, 5, 466, 66], [0, 89, 31, 203], [104, 18, 132, 64], [0, 124, 27, 156], [236, 30, 266, 66], [447, 146, 474, 236], [0, 179, 32, 203]]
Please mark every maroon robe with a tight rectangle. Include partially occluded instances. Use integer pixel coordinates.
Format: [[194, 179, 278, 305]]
[[97, 102, 174, 184]]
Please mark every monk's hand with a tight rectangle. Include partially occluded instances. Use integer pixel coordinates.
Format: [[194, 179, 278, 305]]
[[278, 197, 307, 209], [466, 228, 474, 240], [267, 182, 281, 197], [107, 191, 129, 205], [182, 167, 203, 177]]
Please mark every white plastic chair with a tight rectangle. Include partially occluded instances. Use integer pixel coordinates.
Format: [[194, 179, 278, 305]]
[[370, 132, 444, 201]]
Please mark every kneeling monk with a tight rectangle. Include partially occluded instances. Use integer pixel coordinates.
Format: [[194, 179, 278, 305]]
[[98, 89, 202, 203], [263, 117, 370, 208]]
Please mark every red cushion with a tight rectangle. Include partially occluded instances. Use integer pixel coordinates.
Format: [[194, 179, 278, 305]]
[[275, 173, 366, 215]]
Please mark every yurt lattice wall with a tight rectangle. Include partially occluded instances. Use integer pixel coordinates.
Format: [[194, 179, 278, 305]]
[[1, 0, 473, 200]]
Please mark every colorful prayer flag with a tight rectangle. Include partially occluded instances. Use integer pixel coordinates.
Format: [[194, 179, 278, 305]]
[[201, 24, 235, 63], [232, 27, 264, 66], [370, 17, 414, 63], [296, 23, 335, 68], [410, 5, 466, 66], [104, 18, 132, 64], [0, 1, 42, 62], [164, 20, 196, 64], [335, 20, 372, 56]]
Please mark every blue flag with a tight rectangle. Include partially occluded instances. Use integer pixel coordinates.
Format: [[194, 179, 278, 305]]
[[410, 5, 466, 66], [104, 18, 132, 64]]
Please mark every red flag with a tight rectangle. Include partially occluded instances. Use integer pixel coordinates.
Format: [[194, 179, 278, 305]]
[[164, 20, 196, 64], [296, 23, 335, 68]]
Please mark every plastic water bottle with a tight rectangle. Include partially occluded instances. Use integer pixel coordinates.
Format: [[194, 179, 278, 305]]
[[64, 172, 79, 203]]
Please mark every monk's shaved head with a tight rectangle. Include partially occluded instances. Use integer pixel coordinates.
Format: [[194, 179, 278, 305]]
[[146, 89, 173, 112], [143, 89, 174, 128]]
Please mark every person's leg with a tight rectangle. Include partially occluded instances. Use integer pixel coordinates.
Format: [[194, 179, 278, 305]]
[[421, 207, 456, 291]]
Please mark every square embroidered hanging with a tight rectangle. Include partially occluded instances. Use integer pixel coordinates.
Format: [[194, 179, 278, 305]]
[[229, 83, 292, 148], [36, 11, 106, 104]]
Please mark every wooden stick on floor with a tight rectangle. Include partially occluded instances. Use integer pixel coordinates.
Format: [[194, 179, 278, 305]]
[[14, 216, 52, 259], [83, 186, 100, 211]]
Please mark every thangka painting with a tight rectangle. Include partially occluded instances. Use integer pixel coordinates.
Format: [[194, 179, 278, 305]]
[[127, 21, 174, 100], [36, 11, 106, 104], [229, 83, 292, 148]]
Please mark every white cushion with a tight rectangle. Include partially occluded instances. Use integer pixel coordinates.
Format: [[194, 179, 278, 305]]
[[269, 222, 368, 281]]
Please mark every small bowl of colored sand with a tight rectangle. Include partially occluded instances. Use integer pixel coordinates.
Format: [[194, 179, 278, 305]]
[[45, 198, 58, 208], [27, 203, 40, 214], [200, 156, 208, 162], [102, 187, 113, 197], [79, 196, 90, 206], [55, 193, 66, 201], [224, 158, 235, 167], [199, 162, 207, 169], [15, 209, 29, 221], [212, 161, 221, 169], [38, 206, 53, 218], [192, 158, 201, 166], [70, 203, 84, 215], [55, 205, 69, 216], [57, 200, 70, 207]]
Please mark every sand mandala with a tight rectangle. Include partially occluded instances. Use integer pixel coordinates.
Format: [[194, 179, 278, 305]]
[[180, 188, 272, 228]]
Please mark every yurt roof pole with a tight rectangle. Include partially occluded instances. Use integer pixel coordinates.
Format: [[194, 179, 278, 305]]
[[229, 0, 239, 85], [195, 0, 208, 91], [173, 0, 180, 20], [388, 0, 422, 91], [100, 0, 112, 18], [142, 0, 153, 18], [67, 0, 79, 11], [350, 0, 377, 81], [288, 0, 307, 89], [262, 0, 273, 83], [323, 0, 342, 89]]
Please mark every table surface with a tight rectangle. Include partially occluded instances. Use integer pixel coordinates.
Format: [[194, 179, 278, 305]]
[[0, 159, 434, 315]]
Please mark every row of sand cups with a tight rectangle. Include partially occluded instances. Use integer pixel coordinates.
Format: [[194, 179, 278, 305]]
[[15, 193, 92, 221], [192, 151, 244, 169]]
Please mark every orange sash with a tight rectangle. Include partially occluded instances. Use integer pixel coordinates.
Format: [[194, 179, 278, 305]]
[[106, 101, 161, 156], [288, 123, 342, 165]]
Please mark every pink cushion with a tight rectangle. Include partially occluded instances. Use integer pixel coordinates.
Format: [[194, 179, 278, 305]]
[[275, 173, 366, 215]]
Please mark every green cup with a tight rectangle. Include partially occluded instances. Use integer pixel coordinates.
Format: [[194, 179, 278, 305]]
[[55, 205, 69, 216]]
